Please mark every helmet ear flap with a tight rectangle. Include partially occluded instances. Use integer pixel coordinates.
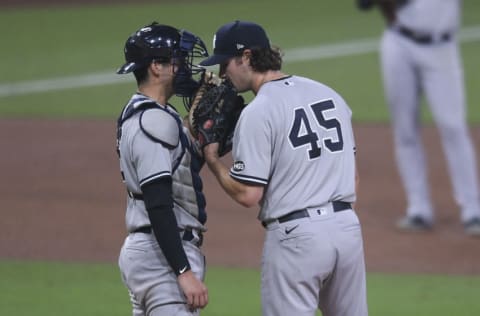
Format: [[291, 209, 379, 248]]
[[179, 30, 208, 58], [174, 30, 210, 106]]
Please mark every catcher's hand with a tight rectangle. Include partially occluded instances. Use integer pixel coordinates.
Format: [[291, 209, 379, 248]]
[[188, 72, 245, 157]]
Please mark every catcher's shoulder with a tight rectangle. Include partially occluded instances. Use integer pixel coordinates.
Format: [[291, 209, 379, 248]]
[[139, 107, 181, 148]]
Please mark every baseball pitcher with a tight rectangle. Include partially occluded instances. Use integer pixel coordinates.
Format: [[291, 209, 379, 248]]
[[193, 21, 368, 316]]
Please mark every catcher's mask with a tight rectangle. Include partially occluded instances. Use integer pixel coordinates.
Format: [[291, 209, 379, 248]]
[[117, 22, 209, 103]]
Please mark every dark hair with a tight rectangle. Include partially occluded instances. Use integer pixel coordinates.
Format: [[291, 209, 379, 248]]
[[249, 46, 283, 72], [133, 67, 149, 85]]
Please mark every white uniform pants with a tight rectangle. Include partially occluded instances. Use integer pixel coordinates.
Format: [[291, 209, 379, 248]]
[[118, 232, 205, 316], [380, 29, 480, 222], [261, 208, 368, 316]]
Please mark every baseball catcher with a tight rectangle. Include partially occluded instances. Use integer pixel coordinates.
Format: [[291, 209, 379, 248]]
[[187, 72, 245, 156]]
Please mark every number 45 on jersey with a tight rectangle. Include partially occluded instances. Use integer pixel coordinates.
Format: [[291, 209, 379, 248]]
[[289, 99, 344, 159]]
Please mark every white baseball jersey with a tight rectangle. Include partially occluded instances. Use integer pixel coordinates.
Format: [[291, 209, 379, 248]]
[[395, 0, 460, 35], [230, 75, 357, 222], [380, 0, 480, 222]]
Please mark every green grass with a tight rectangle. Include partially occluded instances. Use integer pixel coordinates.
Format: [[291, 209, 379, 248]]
[[0, 260, 129, 315], [1, 0, 479, 122], [1, 260, 480, 316], [368, 274, 480, 315]]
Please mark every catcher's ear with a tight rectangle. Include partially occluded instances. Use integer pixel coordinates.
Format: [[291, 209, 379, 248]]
[[147, 62, 159, 77], [150, 60, 168, 76]]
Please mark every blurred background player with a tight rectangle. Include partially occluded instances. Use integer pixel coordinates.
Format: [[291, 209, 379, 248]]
[[357, 0, 480, 236], [116, 22, 210, 315]]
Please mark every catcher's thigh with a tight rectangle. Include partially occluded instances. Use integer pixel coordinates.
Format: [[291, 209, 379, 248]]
[[119, 233, 206, 315]]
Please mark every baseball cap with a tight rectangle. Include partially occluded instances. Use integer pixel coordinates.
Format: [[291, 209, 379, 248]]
[[199, 21, 270, 66]]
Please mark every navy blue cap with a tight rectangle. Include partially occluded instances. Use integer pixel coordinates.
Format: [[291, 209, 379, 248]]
[[199, 21, 270, 66]]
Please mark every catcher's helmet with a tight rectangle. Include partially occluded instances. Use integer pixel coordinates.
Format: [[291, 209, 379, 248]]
[[117, 22, 209, 99]]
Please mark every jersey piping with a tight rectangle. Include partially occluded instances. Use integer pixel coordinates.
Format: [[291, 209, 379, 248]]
[[140, 171, 172, 186], [230, 171, 268, 185]]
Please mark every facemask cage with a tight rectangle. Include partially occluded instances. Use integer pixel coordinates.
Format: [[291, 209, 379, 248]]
[[173, 30, 209, 111]]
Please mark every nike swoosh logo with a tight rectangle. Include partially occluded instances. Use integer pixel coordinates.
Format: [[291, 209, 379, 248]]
[[285, 224, 300, 235], [179, 266, 188, 274]]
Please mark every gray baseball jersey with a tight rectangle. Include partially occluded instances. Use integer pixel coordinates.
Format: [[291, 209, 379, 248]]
[[118, 93, 206, 232], [230, 75, 368, 316], [381, 0, 480, 223], [117, 93, 206, 315], [231, 75, 356, 222], [396, 0, 459, 34]]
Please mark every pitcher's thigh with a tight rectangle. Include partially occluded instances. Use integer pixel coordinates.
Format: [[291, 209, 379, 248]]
[[319, 221, 368, 315], [262, 222, 336, 316]]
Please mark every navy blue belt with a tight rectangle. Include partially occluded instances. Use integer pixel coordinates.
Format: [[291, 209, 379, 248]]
[[262, 201, 351, 228], [397, 26, 451, 44], [133, 226, 203, 247]]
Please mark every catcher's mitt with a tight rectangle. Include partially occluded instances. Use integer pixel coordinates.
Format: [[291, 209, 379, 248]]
[[188, 72, 245, 156]]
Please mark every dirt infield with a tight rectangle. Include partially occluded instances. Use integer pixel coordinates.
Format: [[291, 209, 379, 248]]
[[1, 119, 479, 275]]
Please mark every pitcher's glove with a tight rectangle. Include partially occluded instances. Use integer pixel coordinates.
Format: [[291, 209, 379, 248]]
[[188, 73, 245, 156]]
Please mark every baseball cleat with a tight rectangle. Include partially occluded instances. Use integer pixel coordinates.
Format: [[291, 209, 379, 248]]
[[464, 218, 480, 237], [395, 215, 433, 232]]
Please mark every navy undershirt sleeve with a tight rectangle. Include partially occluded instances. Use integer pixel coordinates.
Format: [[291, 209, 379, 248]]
[[141, 177, 191, 276]]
